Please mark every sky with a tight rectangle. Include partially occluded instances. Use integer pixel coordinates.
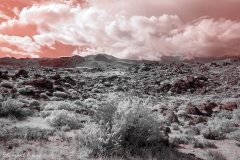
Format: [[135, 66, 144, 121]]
[[0, 0, 240, 60]]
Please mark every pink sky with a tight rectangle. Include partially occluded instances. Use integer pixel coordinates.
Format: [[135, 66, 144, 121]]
[[0, 0, 240, 60]]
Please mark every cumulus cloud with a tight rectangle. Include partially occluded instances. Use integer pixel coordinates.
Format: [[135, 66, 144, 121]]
[[0, 0, 240, 60]]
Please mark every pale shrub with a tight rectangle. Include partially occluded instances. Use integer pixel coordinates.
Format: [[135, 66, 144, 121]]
[[0, 99, 32, 119], [202, 127, 225, 140], [0, 81, 13, 88], [206, 150, 227, 160], [40, 110, 52, 118], [208, 117, 237, 133], [233, 107, 240, 122], [17, 85, 35, 95], [171, 123, 179, 130], [53, 91, 68, 98], [44, 101, 75, 111], [75, 95, 168, 157], [227, 130, 240, 142], [46, 110, 80, 129], [30, 99, 41, 106]]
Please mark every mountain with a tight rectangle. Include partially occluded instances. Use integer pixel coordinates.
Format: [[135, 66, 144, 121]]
[[0, 54, 238, 68]]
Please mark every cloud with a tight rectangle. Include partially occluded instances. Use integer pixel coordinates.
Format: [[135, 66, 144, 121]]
[[0, 0, 240, 60]]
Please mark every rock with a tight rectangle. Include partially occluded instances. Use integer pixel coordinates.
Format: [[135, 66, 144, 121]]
[[221, 102, 239, 111], [51, 74, 61, 80], [15, 69, 28, 78], [25, 79, 53, 89], [165, 112, 179, 123], [194, 116, 207, 124], [0, 74, 9, 80], [197, 102, 217, 116], [185, 104, 202, 115]]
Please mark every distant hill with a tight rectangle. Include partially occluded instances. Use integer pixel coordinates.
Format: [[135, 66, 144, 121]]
[[0, 54, 238, 68]]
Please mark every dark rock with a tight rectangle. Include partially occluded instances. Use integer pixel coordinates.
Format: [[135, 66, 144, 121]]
[[221, 102, 239, 111], [185, 104, 202, 115], [165, 112, 179, 123], [0, 74, 9, 80], [194, 116, 207, 124], [51, 74, 61, 80], [197, 102, 217, 116], [15, 69, 28, 78], [25, 79, 53, 89]]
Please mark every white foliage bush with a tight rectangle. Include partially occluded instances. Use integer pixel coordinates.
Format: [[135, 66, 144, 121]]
[[0, 81, 13, 88], [0, 99, 32, 119], [46, 110, 80, 129], [17, 85, 35, 94], [44, 101, 76, 111], [53, 91, 68, 98], [75, 95, 168, 157]]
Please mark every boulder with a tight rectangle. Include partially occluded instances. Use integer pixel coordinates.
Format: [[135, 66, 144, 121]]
[[185, 104, 202, 115], [25, 79, 53, 89], [15, 69, 28, 78]]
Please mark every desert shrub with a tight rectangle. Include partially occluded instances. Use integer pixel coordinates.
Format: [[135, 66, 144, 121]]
[[46, 110, 80, 129], [212, 110, 233, 120], [56, 102, 76, 111], [53, 91, 68, 98], [171, 123, 179, 130], [202, 127, 225, 140], [40, 110, 52, 118], [206, 150, 227, 160], [18, 98, 30, 104], [208, 117, 236, 133], [0, 126, 54, 140], [44, 101, 75, 111], [83, 98, 98, 108], [29, 100, 41, 106], [227, 130, 240, 142], [0, 81, 13, 88], [233, 107, 240, 122], [177, 110, 188, 117], [196, 123, 207, 131], [17, 85, 35, 95], [191, 139, 216, 148], [169, 135, 196, 147], [184, 126, 200, 135], [75, 96, 168, 158], [0, 99, 33, 119], [40, 93, 48, 99]]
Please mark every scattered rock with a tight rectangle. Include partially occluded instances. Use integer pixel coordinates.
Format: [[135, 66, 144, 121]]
[[25, 79, 53, 89]]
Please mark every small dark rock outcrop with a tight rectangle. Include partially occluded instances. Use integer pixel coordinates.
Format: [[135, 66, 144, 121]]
[[25, 79, 53, 89]]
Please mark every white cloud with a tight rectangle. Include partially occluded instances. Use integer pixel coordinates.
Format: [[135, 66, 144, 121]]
[[1, 0, 240, 59]]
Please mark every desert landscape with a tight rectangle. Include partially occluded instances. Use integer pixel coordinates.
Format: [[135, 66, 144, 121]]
[[0, 55, 239, 160], [1, 0, 240, 160]]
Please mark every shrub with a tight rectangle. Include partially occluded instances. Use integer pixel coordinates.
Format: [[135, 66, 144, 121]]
[[46, 110, 80, 129], [0, 81, 13, 88], [208, 117, 236, 133], [227, 130, 240, 142], [169, 135, 196, 147], [0, 126, 54, 140], [233, 107, 240, 122], [40, 110, 52, 118], [184, 126, 200, 135], [53, 91, 68, 98], [206, 150, 227, 160], [171, 123, 179, 130], [0, 99, 32, 119], [29, 100, 41, 106], [44, 101, 75, 111], [191, 139, 216, 148], [17, 85, 35, 95], [202, 127, 225, 140], [75, 96, 168, 158], [212, 110, 233, 120]]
